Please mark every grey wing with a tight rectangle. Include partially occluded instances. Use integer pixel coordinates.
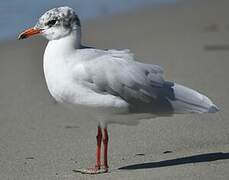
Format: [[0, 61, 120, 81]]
[[83, 49, 166, 105]]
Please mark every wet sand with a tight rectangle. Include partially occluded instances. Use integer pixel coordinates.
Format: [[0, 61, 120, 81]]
[[0, 0, 228, 179]]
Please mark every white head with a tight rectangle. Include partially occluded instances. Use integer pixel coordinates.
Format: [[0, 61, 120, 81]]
[[18, 6, 81, 41]]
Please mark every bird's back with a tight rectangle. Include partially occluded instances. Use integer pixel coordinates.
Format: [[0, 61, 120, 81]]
[[44, 45, 218, 118]]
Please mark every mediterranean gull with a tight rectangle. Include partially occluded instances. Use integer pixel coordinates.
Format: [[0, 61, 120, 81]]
[[18, 6, 219, 174]]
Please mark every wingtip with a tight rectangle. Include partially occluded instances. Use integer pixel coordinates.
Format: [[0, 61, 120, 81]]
[[208, 105, 220, 113]]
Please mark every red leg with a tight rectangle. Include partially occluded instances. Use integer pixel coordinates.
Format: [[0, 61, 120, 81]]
[[95, 126, 102, 169], [74, 126, 108, 174], [103, 128, 109, 171]]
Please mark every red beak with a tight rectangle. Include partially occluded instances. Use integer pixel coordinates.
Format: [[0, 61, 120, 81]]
[[18, 27, 42, 40]]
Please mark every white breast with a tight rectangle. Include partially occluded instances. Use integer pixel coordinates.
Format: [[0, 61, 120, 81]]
[[43, 41, 129, 112]]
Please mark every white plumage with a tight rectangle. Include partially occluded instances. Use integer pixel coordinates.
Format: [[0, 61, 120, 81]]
[[18, 6, 219, 174], [43, 34, 218, 124]]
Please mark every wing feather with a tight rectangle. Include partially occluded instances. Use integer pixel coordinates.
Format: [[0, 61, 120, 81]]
[[76, 49, 165, 104]]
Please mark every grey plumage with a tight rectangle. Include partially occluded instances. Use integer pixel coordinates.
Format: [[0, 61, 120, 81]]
[[71, 48, 218, 115], [35, 6, 80, 29], [76, 48, 175, 113]]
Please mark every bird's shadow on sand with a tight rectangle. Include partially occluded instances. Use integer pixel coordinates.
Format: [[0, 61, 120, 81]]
[[119, 152, 229, 170]]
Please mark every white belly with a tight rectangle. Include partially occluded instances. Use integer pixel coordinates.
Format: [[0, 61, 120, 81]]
[[44, 56, 128, 112]]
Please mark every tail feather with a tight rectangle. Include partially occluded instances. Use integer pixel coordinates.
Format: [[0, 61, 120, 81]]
[[169, 83, 219, 114]]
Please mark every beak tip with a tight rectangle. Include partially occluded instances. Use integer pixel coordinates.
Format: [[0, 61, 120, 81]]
[[17, 28, 42, 40], [17, 34, 25, 40]]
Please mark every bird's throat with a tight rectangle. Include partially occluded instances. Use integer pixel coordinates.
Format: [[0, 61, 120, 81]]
[[47, 29, 81, 56]]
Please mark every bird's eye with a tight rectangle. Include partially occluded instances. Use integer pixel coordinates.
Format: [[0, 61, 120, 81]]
[[46, 19, 57, 27]]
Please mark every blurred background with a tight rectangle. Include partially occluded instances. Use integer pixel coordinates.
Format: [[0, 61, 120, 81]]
[[0, 0, 178, 41], [0, 0, 229, 179]]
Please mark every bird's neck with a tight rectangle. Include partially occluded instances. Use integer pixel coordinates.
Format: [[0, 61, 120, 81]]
[[47, 29, 82, 56]]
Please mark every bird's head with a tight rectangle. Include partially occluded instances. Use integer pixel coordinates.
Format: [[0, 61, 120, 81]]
[[18, 6, 81, 41]]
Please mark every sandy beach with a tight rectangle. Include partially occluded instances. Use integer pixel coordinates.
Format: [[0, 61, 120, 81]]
[[0, 0, 229, 179]]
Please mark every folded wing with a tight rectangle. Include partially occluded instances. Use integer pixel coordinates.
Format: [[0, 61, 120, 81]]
[[82, 49, 166, 105]]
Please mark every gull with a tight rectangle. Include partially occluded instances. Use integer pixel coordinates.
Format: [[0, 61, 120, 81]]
[[18, 6, 219, 174]]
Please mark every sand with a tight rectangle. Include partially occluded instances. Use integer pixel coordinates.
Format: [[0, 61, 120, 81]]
[[0, 0, 228, 179]]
